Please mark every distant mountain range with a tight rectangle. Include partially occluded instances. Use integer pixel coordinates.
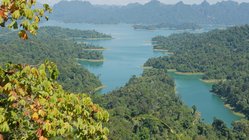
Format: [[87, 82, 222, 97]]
[[51, 0, 249, 25]]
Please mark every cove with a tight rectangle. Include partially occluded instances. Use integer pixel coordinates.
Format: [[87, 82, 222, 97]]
[[41, 20, 241, 126], [168, 73, 241, 127]]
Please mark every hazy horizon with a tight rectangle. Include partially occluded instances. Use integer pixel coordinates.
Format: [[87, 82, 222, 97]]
[[38, 0, 248, 6]]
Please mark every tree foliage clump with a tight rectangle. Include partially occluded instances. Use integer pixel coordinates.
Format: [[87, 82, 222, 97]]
[[0, 0, 52, 39], [0, 61, 109, 139]]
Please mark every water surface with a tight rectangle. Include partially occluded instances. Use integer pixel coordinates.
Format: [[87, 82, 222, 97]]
[[168, 73, 241, 127]]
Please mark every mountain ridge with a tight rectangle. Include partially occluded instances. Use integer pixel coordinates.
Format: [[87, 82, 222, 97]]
[[51, 0, 249, 25]]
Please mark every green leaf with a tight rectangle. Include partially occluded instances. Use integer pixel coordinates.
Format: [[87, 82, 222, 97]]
[[45, 16, 49, 21], [0, 17, 4, 24], [43, 4, 50, 11], [19, 99, 26, 106], [24, 9, 34, 19], [89, 125, 96, 135], [12, 10, 21, 19], [21, 20, 30, 29], [39, 9, 44, 17], [34, 16, 40, 23], [8, 95, 17, 102], [103, 127, 109, 135], [11, 111, 18, 120], [0, 121, 10, 132], [2, 0, 10, 6], [3, 83, 12, 91]]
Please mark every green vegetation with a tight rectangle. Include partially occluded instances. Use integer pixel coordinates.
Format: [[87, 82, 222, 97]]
[[0, 1, 110, 139], [93, 69, 248, 139], [133, 23, 201, 30], [0, 26, 111, 93], [39, 26, 111, 40], [146, 25, 249, 80], [78, 51, 104, 61], [0, 61, 109, 139], [81, 44, 105, 50], [212, 77, 249, 118], [145, 25, 249, 120]]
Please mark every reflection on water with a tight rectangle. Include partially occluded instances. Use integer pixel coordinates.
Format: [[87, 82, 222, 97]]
[[79, 60, 104, 67]]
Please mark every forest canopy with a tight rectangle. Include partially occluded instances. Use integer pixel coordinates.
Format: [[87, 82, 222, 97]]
[[93, 69, 249, 139], [0, 26, 111, 93]]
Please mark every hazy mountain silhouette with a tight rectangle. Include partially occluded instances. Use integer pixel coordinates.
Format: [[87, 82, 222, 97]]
[[51, 0, 249, 25]]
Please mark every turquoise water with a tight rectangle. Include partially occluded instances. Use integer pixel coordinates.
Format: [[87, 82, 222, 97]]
[[168, 73, 241, 127], [41, 20, 241, 126]]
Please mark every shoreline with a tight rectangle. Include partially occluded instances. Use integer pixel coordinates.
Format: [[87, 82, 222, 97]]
[[167, 69, 177, 72], [142, 66, 153, 69], [94, 85, 106, 92], [224, 104, 246, 118], [82, 48, 106, 51], [153, 49, 169, 52], [77, 58, 105, 62], [200, 79, 225, 84], [166, 52, 174, 55], [175, 71, 204, 75], [153, 49, 174, 55], [84, 37, 112, 41], [167, 69, 204, 75], [212, 92, 245, 118]]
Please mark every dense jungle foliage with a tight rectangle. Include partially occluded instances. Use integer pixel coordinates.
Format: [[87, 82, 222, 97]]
[[145, 25, 249, 119], [93, 69, 249, 139], [0, 26, 111, 93]]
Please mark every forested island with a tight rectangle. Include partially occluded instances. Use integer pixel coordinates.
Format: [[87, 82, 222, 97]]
[[144, 25, 249, 120], [78, 50, 104, 62], [0, 26, 110, 93], [133, 23, 201, 30], [40, 26, 112, 40], [81, 44, 105, 51]]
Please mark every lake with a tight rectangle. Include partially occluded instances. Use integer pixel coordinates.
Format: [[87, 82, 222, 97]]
[[42, 20, 241, 126]]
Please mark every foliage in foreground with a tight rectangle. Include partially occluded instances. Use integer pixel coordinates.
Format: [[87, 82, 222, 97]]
[[0, 61, 109, 139], [0, 0, 52, 39]]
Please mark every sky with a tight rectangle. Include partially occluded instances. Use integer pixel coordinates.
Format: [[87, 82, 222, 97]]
[[38, 0, 249, 6]]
